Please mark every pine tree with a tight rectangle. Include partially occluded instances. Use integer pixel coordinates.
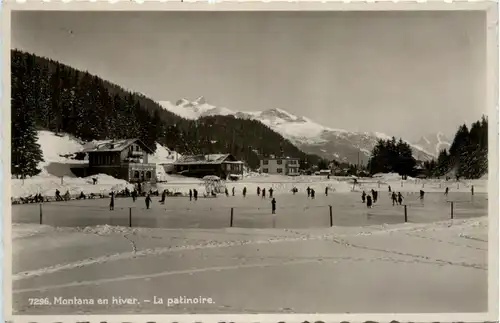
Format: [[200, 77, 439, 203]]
[[11, 86, 44, 178]]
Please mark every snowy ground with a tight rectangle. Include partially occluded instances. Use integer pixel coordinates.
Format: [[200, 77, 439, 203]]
[[12, 216, 487, 314]]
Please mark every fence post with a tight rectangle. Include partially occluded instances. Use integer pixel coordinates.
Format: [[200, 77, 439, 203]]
[[457, 183, 459, 190], [404, 205, 408, 223], [329, 205, 333, 227], [39, 203, 43, 225], [129, 207, 132, 228], [450, 202, 454, 219], [230, 207, 234, 227]]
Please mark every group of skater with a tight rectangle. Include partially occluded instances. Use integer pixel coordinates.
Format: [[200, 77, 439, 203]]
[[102, 180, 475, 214], [360, 185, 427, 209]]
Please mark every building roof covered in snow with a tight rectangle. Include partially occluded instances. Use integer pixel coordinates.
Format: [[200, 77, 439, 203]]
[[174, 154, 243, 165], [82, 138, 154, 154]]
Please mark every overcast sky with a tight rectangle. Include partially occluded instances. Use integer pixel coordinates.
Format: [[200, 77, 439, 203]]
[[12, 11, 486, 141]]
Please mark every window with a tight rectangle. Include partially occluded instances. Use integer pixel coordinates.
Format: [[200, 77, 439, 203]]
[[263, 160, 269, 165], [277, 168, 283, 173], [146, 171, 152, 179], [263, 168, 269, 173], [277, 160, 282, 165], [134, 171, 140, 179]]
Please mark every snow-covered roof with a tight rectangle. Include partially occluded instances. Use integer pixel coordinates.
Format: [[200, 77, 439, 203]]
[[82, 139, 153, 154], [174, 154, 242, 165]]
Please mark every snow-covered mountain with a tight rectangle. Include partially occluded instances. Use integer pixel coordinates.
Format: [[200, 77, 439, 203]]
[[159, 97, 435, 164], [412, 133, 452, 158]]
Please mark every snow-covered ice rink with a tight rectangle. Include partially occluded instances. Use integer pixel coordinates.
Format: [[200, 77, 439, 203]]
[[11, 187, 488, 314]]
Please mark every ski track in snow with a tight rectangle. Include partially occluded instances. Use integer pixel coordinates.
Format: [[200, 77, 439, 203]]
[[13, 218, 486, 287]]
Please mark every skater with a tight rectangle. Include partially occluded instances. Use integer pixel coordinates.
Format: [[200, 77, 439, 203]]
[[242, 187, 247, 197], [55, 189, 62, 201], [325, 187, 329, 196], [471, 185, 474, 196], [388, 185, 392, 193], [189, 189, 193, 201], [419, 190, 425, 204], [262, 188, 266, 199], [109, 192, 115, 211], [292, 187, 298, 195], [145, 194, 152, 209], [366, 195, 373, 208], [257, 187, 261, 196], [391, 192, 397, 206], [311, 188, 315, 199], [372, 189, 378, 203], [271, 197, 276, 214], [307, 187, 311, 198], [160, 190, 166, 204], [361, 191, 366, 203], [225, 187, 229, 197], [232, 187, 235, 196], [193, 189, 198, 201], [269, 187, 274, 198], [79, 191, 86, 200], [397, 192, 403, 206], [444, 187, 449, 196], [92, 177, 98, 185], [132, 189, 137, 202]]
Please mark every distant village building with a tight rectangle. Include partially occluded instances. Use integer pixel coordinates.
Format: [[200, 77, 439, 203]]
[[173, 154, 244, 179], [73, 139, 157, 183], [259, 157, 300, 176]]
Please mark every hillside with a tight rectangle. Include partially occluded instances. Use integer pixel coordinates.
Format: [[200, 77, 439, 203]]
[[11, 49, 325, 178], [160, 98, 435, 164]]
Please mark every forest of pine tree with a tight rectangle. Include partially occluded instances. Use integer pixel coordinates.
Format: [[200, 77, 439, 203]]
[[367, 137, 417, 177], [423, 116, 488, 179], [367, 117, 488, 180], [11, 50, 326, 177]]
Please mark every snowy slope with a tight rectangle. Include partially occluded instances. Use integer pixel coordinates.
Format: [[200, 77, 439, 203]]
[[159, 98, 435, 164], [412, 133, 452, 157]]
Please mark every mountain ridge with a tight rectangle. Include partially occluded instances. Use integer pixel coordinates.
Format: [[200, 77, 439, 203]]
[[159, 98, 436, 164]]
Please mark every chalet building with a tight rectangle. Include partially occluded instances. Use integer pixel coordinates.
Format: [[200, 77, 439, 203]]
[[173, 154, 244, 178], [74, 139, 157, 183], [259, 157, 300, 176]]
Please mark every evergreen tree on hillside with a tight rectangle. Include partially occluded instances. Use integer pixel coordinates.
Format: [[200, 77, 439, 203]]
[[11, 65, 44, 178], [10, 49, 324, 170], [421, 116, 488, 179]]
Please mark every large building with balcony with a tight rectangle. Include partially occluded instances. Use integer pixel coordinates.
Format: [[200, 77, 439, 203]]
[[259, 157, 300, 176], [74, 139, 157, 183]]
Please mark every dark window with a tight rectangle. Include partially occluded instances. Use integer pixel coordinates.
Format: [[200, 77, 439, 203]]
[[146, 171, 152, 179], [277, 160, 282, 165], [263, 160, 269, 165], [263, 168, 268, 173], [134, 171, 140, 179], [277, 168, 283, 173]]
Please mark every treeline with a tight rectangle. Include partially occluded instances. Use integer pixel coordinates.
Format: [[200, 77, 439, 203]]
[[366, 117, 488, 180], [11, 50, 324, 177], [423, 117, 488, 179], [367, 138, 417, 176]]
